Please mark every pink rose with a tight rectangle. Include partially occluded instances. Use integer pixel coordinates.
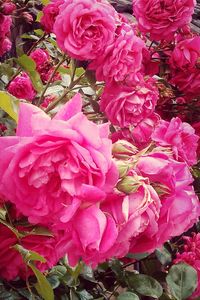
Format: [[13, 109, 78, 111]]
[[133, 0, 196, 41], [2, 2, 16, 15], [169, 37, 200, 97], [54, 0, 117, 60], [0, 94, 118, 225], [7, 72, 36, 101], [112, 113, 160, 149], [0, 224, 68, 280], [101, 176, 161, 258], [0, 224, 23, 281], [0, 13, 11, 38], [100, 77, 159, 127], [129, 150, 200, 253], [64, 205, 118, 267], [152, 117, 199, 166], [89, 23, 148, 84], [0, 36, 11, 57], [192, 122, 200, 159], [41, 0, 64, 33], [30, 48, 50, 66]]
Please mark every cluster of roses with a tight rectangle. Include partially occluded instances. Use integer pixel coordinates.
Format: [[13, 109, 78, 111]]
[[0, 93, 199, 282], [0, 0, 15, 57], [8, 48, 60, 104], [1, 0, 200, 291]]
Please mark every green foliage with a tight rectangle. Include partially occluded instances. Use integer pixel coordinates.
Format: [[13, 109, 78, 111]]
[[127, 273, 163, 298], [166, 263, 198, 300], [117, 292, 140, 300], [0, 91, 19, 121], [17, 55, 43, 92]]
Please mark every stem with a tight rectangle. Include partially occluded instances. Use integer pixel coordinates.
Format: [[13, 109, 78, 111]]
[[37, 55, 67, 106], [45, 71, 86, 113]]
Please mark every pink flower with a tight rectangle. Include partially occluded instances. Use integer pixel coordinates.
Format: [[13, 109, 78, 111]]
[[41, 0, 64, 33], [0, 36, 11, 57], [2, 2, 16, 15], [192, 122, 200, 159], [174, 234, 200, 299], [0, 223, 68, 281], [100, 78, 159, 127], [89, 23, 148, 84], [152, 117, 199, 166], [0, 14, 11, 38], [133, 0, 196, 41], [0, 224, 23, 281], [7, 72, 36, 101], [112, 113, 160, 149], [101, 176, 161, 258], [129, 150, 200, 253], [30, 48, 50, 67], [169, 37, 200, 97], [0, 94, 118, 226], [54, 0, 117, 60], [64, 205, 118, 267]]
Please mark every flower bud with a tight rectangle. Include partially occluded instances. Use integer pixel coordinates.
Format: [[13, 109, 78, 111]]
[[112, 140, 138, 159], [117, 176, 141, 194]]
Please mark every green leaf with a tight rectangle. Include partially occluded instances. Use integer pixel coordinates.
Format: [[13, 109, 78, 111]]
[[166, 263, 197, 300], [16, 55, 43, 92], [126, 252, 149, 260], [17, 54, 36, 72], [156, 247, 172, 265], [0, 91, 19, 121], [127, 274, 163, 298], [118, 292, 139, 300], [76, 290, 93, 300], [13, 244, 46, 263], [41, 0, 50, 4], [29, 263, 54, 300], [36, 11, 43, 22], [34, 29, 44, 37]]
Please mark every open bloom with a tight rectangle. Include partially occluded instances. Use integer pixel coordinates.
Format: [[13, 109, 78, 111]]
[[0, 94, 118, 226], [54, 0, 117, 60], [169, 36, 200, 97], [41, 0, 64, 33], [7, 72, 36, 101], [100, 78, 159, 127], [89, 23, 148, 84], [0, 224, 68, 281], [152, 117, 199, 166], [129, 149, 200, 253], [133, 0, 196, 41]]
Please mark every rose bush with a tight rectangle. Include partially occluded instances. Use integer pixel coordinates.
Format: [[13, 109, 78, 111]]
[[0, 0, 200, 299]]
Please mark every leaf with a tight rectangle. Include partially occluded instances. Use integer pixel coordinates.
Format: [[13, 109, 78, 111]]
[[13, 244, 46, 263], [127, 274, 163, 298], [118, 292, 139, 300], [166, 263, 197, 300], [16, 55, 43, 92], [17, 54, 36, 72], [126, 252, 149, 260], [156, 247, 172, 265], [76, 290, 93, 300], [29, 263, 54, 300], [29, 226, 53, 237], [0, 91, 19, 121], [41, 0, 50, 4]]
